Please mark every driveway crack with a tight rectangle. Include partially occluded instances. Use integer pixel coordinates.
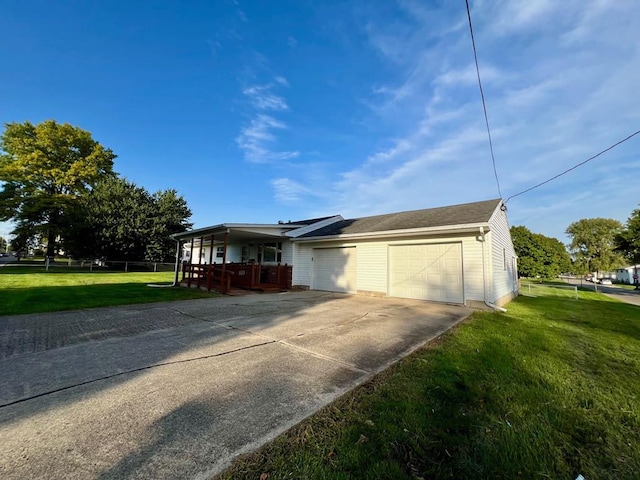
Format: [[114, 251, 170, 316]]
[[277, 340, 372, 375], [0, 340, 276, 410]]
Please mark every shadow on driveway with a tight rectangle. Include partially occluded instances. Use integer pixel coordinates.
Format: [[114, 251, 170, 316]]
[[0, 291, 470, 480]]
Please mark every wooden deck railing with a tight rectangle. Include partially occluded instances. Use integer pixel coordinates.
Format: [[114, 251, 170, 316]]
[[181, 262, 292, 294]]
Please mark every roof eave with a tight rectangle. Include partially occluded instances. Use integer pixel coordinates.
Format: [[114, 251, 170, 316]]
[[171, 223, 297, 240], [292, 222, 491, 242]]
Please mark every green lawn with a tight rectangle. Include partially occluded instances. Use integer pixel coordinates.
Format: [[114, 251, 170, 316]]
[[217, 290, 640, 480], [0, 266, 215, 315]]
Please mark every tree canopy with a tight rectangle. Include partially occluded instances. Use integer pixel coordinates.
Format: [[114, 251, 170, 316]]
[[566, 218, 624, 274], [62, 177, 192, 261], [616, 206, 640, 267], [511, 226, 571, 278], [0, 120, 116, 256]]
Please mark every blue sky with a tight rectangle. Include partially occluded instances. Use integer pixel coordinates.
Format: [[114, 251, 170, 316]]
[[1, 0, 639, 243]]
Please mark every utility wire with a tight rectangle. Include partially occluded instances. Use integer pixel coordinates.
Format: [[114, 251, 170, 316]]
[[465, 0, 502, 199], [505, 128, 640, 203]]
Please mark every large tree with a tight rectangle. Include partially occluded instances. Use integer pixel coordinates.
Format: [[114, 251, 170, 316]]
[[0, 120, 116, 257], [566, 218, 624, 275], [62, 177, 192, 261], [511, 226, 571, 278], [144, 189, 192, 261]]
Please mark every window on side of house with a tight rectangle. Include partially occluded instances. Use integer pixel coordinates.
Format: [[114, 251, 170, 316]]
[[261, 242, 282, 263]]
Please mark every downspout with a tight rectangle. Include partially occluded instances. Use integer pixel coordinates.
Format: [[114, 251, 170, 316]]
[[172, 238, 181, 286], [479, 226, 507, 313]]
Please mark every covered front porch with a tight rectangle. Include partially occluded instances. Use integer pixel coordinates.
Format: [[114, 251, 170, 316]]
[[172, 224, 294, 294]]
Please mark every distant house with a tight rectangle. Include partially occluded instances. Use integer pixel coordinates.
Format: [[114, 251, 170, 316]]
[[171, 198, 518, 309], [614, 265, 640, 284]]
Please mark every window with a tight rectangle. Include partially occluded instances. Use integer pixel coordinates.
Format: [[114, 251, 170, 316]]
[[260, 242, 282, 263], [503, 248, 507, 271], [216, 247, 224, 258], [241, 246, 249, 263]]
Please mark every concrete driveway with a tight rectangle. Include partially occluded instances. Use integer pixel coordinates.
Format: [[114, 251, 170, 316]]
[[0, 291, 470, 479]]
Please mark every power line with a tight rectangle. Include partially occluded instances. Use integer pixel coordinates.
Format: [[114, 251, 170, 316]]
[[505, 128, 640, 203], [465, 0, 502, 198]]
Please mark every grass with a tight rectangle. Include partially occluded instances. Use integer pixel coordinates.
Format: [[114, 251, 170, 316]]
[[0, 265, 216, 315], [216, 289, 640, 480]]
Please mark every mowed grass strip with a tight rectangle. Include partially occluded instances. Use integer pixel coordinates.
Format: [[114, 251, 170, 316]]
[[217, 290, 640, 480], [0, 266, 215, 315]]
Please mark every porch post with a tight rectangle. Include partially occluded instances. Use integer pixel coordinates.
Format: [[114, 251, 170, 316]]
[[197, 236, 203, 289], [220, 232, 228, 292], [251, 262, 257, 288], [207, 234, 215, 291], [257, 244, 262, 286], [188, 238, 195, 287]]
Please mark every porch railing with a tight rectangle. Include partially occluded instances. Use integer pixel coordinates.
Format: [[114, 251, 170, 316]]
[[181, 262, 292, 294]]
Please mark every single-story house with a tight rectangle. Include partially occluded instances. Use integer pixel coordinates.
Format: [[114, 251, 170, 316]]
[[613, 265, 640, 284], [171, 198, 518, 309]]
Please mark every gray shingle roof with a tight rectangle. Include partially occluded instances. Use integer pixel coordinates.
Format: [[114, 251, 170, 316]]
[[282, 216, 337, 226], [298, 199, 502, 238]]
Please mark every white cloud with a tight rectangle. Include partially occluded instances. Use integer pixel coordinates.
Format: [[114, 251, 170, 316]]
[[236, 75, 298, 163], [271, 178, 314, 202], [242, 85, 289, 111], [274, 75, 290, 86], [479, 0, 561, 34], [236, 114, 299, 163], [433, 63, 502, 87]]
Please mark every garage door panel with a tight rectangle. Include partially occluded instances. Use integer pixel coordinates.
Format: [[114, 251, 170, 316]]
[[313, 247, 357, 293], [390, 243, 463, 303]]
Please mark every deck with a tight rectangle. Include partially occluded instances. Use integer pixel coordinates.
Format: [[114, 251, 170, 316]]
[[181, 262, 292, 294]]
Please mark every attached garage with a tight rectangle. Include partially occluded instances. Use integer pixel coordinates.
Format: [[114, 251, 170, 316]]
[[313, 247, 357, 293], [290, 199, 518, 308], [389, 243, 463, 303]]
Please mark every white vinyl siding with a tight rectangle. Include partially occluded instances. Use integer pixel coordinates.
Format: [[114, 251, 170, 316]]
[[459, 236, 484, 302], [488, 206, 518, 302], [389, 243, 463, 303], [192, 244, 242, 264], [313, 247, 357, 293], [281, 241, 294, 265], [293, 243, 312, 286]]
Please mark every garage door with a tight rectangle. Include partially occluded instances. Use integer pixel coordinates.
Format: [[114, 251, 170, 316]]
[[313, 247, 357, 293], [389, 243, 463, 303]]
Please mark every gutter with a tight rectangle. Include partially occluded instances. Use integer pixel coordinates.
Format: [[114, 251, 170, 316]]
[[293, 222, 491, 243], [478, 226, 507, 313]]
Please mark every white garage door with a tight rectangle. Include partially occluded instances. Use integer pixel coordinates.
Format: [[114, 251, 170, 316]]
[[389, 243, 463, 303], [313, 247, 357, 293]]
